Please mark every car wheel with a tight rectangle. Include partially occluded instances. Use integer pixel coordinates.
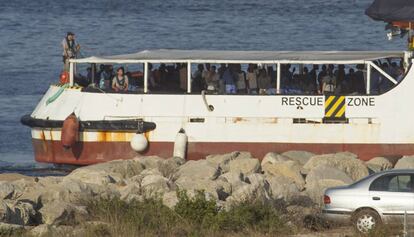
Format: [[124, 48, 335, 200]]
[[352, 209, 382, 233]]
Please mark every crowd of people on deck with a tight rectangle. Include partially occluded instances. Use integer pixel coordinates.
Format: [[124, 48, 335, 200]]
[[61, 32, 405, 95], [75, 60, 405, 95]]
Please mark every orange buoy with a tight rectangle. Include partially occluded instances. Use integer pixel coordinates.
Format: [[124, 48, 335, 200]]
[[61, 113, 79, 150], [59, 71, 69, 84]]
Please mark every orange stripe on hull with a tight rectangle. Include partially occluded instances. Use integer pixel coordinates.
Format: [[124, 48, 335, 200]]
[[31, 139, 414, 165]]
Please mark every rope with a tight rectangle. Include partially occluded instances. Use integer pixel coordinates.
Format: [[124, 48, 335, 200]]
[[201, 90, 214, 112], [46, 84, 70, 105]]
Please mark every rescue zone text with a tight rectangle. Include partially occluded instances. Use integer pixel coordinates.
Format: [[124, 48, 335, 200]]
[[281, 96, 375, 107]]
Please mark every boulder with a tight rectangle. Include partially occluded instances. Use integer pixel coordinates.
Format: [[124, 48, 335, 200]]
[[281, 150, 315, 166], [134, 155, 164, 169], [158, 158, 181, 179], [305, 165, 353, 185], [261, 152, 289, 166], [177, 160, 220, 181], [218, 171, 245, 192], [262, 161, 305, 190], [175, 176, 231, 201], [64, 159, 145, 185], [29, 224, 75, 237], [0, 200, 38, 225], [303, 152, 368, 181], [0, 223, 24, 236], [162, 191, 179, 209], [39, 202, 81, 226], [305, 179, 347, 205], [206, 151, 253, 172], [119, 183, 141, 201], [366, 157, 393, 173], [225, 177, 271, 206], [140, 174, 170, 197], [228, 158, 260, 175], [266, 175, 300, 201], [394, 156, 414, 169]]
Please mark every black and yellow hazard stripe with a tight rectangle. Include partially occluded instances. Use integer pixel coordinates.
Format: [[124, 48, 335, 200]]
[[324, 96, 345, 118], [53, 84, 82, 90]]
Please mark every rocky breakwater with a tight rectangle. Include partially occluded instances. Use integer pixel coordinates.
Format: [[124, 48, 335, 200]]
[[0, 151, 412, 236]]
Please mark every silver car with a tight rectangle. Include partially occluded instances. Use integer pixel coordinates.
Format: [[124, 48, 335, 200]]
[[323, 169, 414, 232]]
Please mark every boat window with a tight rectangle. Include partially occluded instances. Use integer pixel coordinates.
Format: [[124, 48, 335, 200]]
[[74, 57, 406, 96]]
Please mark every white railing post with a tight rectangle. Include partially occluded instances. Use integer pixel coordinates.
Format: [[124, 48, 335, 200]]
[[69, 62, 74, 86], [187, 61, 191, 93], [277, 62, 281, 94], [144, 62, 148, 93], [366, 63, 371, 95]]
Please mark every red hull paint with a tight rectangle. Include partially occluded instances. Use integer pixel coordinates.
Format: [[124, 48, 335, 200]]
[[32, 139, 414, 165]]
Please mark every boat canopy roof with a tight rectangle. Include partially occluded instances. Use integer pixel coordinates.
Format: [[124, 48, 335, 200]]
[[71, 49, 405, 64], [366, 0, 414, 22]]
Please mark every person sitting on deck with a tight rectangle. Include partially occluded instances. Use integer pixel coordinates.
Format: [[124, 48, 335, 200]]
[[222, 65, 237, 94], [257, 68, 271, 95], [205, 65, 219, 92], [112, 67, 129, 92], [179, 63, 187, 92], [322, 65, 336, 95], [246, 64, 258, 94], [353, 64, 366, 94], [192, 64, 205, 93], [317, 65, 327, 94], [235, 64, 247, 94]]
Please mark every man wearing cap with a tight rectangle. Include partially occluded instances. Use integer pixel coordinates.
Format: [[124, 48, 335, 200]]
[[62, 32, 81, 72]]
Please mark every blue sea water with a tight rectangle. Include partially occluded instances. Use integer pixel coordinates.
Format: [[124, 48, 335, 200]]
[[0, 0, 406, 172]]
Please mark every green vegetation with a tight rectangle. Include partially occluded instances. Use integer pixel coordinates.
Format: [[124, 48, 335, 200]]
[[82, 190, 292, 237]]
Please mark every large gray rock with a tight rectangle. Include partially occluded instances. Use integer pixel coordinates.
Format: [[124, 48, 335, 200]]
[[225, 176, 271, 206], [175, 176, 231, 201], [134, 155, 164, 169], [228, 158, 260, 175], [366, 157, 393, 173], [303, 152, 368, 181], [266, 175, 300, 201], [306, 179, 347, 205], [39, 202, 86, 226], [177, 160, 220, 180], [64, 159, 145, 185], [395, 156, 414, 169], [140, 174, 170, 197], [218, 171, 245, 192], [0, 200, 37, 225], [305, 165, 353, 185], [282, 150, 315, 166], [261, 152, 289, 166], [262, 161, 305, 190], [162, 191, 179, 209], [0, 223, 24, 236], [206, 151, 253, 172]]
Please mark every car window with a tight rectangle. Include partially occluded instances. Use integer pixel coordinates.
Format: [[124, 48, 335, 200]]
[[370, 174, 413, 193]]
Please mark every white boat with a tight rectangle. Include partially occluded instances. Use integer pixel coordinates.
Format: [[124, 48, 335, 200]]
[[21, 49, 414, 165]]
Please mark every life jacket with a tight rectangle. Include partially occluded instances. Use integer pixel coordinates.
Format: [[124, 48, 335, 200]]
[[65, 37, 77, 58]]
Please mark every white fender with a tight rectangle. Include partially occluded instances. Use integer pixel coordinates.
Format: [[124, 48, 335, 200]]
[[173, 129, 187, 159], [130, 133, 148, 152]]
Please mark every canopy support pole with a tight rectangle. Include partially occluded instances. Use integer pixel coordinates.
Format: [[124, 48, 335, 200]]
[[69, 62, 74, 86], [187, 62, 191, 93], [144, 62, 148, 93], [368, 61, 397, 85], [276, 63, 281, 94], [366, 63, 371, 95]]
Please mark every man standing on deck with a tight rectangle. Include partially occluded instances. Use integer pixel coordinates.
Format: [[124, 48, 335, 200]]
[[62, 32, 81, 72]]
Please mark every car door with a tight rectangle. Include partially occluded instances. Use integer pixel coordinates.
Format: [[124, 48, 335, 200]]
[[369, 173, 414, 220]]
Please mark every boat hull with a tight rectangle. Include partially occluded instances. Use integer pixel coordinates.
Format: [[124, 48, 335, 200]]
[[32, 138, 413, 165]]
